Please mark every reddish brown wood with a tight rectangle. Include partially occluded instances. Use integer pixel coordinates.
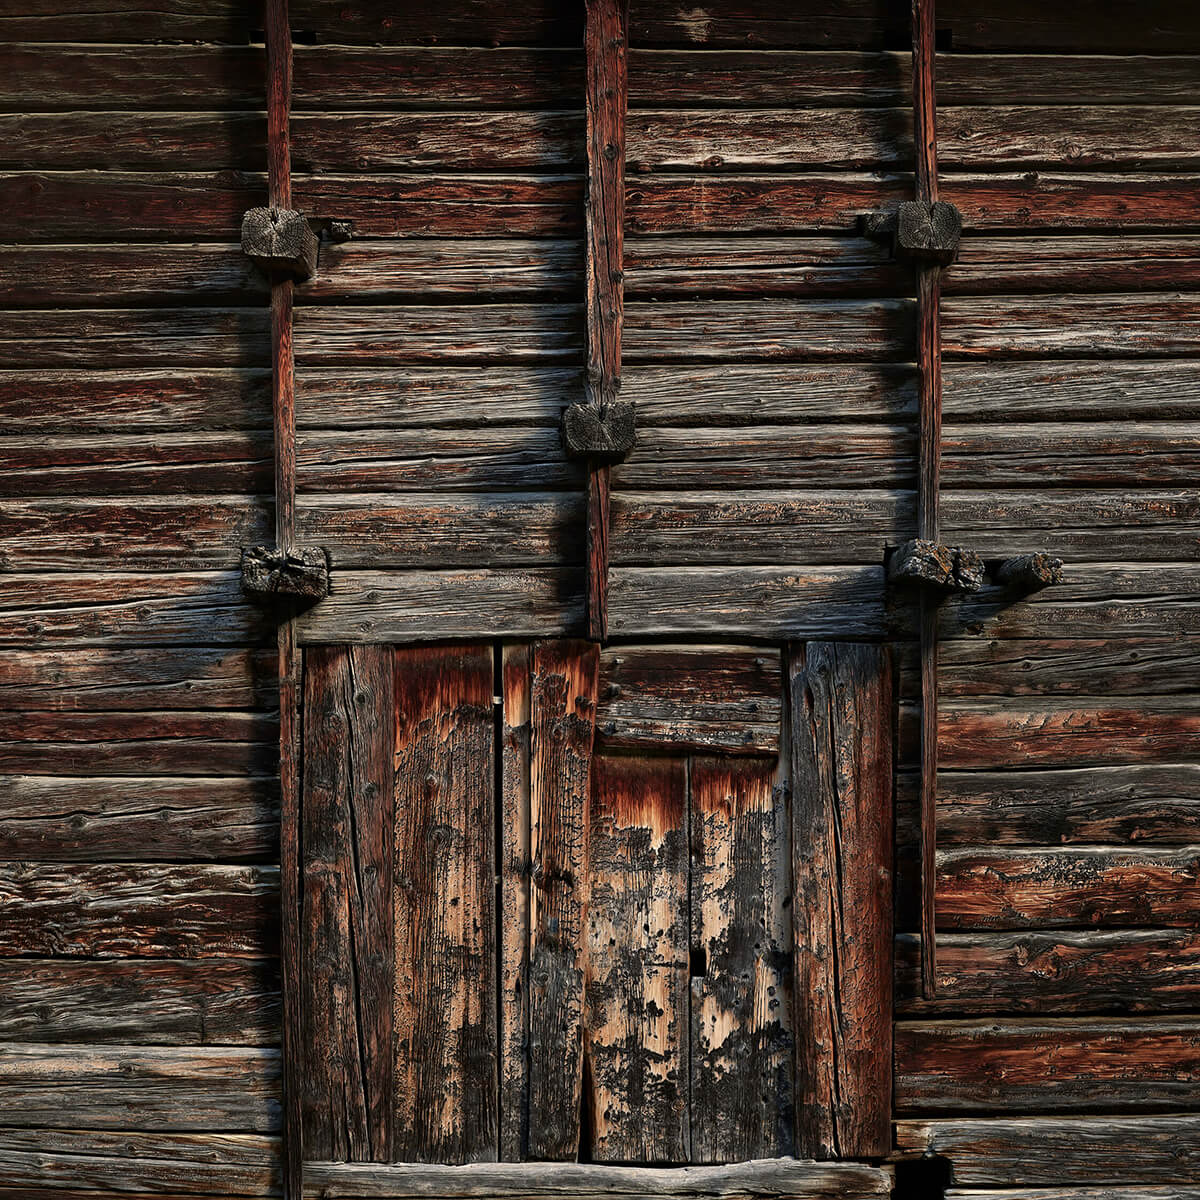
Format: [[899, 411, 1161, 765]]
[[582, 0, 628, 643]]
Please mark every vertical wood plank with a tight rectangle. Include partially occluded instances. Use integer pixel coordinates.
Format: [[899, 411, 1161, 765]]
[[690, 756, 793, 1164], [300, 645, 394, 1163], [499, 643, 532, 1161], [789, 642, 894, 1160], [585, 754, 689, 1164], [583, 0, 629, 642], [393, 644, 497, 1164], [526, 640, 599, 1161]]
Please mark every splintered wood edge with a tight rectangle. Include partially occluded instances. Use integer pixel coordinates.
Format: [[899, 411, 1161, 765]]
[[302, 1158, 893, 1197]]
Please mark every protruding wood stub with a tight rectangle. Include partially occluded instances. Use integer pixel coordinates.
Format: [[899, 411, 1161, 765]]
[[241, 207, 318, 280], [896, 200, 962, 264], [561, 400, 637, 462], [241, 545, 329, 602], [997, 552, 1065, 593], [888, 539, 984, 594]]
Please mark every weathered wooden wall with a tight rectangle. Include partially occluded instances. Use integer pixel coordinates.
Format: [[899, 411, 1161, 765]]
[[1, 0, 1198, 1195]]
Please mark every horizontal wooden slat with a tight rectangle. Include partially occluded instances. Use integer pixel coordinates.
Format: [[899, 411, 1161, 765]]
[[0, 648, 274, 711], [0, 572, 268, 647], [626, 174, 1200, 234], [0, 863, 277, 958], [297, 494, 580, 568], [626, 107, 1200, 172], [0, 433, 272, 495], [301, 1159, 891, 1198], [626, 52, 1200, 108], [0, 775, 277, 862], [933, 638, 1200, 697], [895, 930, 1200, 1015], [0, 1, 254, 42], [928, 766, 1200, 846], [293, 305, 582, 365], [0, 370, 271, 432], [595, 645, 782, 754], [0, 499, 270, 571], [934, 847, 1200, 930], [0, 1044, 280, 1132], [938, 701, 1200, 768], [295, 568, 582, 644], [295, 429, 583, 493], [939, 564, 1200, 640], [894, 1115, 1200, 1187], [895, 1018, 1200, 1113], [0, 959, 279, 1045], [609, 566, 887, 640]]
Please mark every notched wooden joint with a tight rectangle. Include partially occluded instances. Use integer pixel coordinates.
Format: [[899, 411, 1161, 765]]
[[240, 207, 319, 280], [888, 538, 985, 594], [561, 400, 637, 462], [995, 552, 1064, 593], [241, 545, 330, 603], [895, 200, 962, 264]]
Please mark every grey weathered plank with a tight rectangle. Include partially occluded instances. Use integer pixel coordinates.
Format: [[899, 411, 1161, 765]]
[[894, 1115, 1200, 1187], [527, 641, 598, 1161], [895, 1018, 1200, 1113], [596, 645, 782, 755], [0, 1044, 280, 1132], [0, 958, 279, 1045], [295, 569, 583, 645], [585, 754, 690, 1163], [393, 644, 497, 1163], [0, 863, 277, 958], [895, 930, 1200, 1015], [0, 572, 269, 648], [301, 1157, 891, 1197], [302, 646, 394, 1163], [690, 757, 793, 1163], [0, 775, 277, 862], [790, 643, 893, 1159]]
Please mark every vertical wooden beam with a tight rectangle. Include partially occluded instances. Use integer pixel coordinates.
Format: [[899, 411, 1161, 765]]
[[583, 0, 628, 643], [526, 640, 598, 1160], [789, 643, 894, 1160], [585, 754, 690, 1163], [499, 643, 532, 1161], [689, 757, 793, 1163], [264, 0, 302, 1192], [912, 0, 943, 1001], [301, 646, 395, 1163], [393, 644, 497, 1163]]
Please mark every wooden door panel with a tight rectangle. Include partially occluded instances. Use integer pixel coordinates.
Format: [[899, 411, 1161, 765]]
[[393, 643, 497, 1164]]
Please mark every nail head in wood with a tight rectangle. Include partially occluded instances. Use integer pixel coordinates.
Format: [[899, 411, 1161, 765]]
[[996, 552, 1064, 593], [240, 207, 319, 281], [896, 200, 962, 265], [241, 545, 330, 602], [889, 538, 985, 594], [562, 400, 637, 463]]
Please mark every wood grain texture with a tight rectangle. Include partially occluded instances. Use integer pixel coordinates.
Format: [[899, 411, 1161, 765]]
[[527, 641, 599, 1160], [393, 644, 496, 1163], [585, 754, 689, 1163], [0, 1044, 280, 1132], [0, 775, 277, 862], [789, 643, 893, 1159], [895, 930, 1200, 1015], [301, 1157, 891, 1197], [690, 757, 793, 1162], [0, 863, 276, 958], [0, 958, 278, 1046], [499, 644, 532, 1161], [596, 645, 782, 755], [895, 1018, 1200, 1113], [302, 646, 394, 1163], [894, 1115, 1200, 1186]]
